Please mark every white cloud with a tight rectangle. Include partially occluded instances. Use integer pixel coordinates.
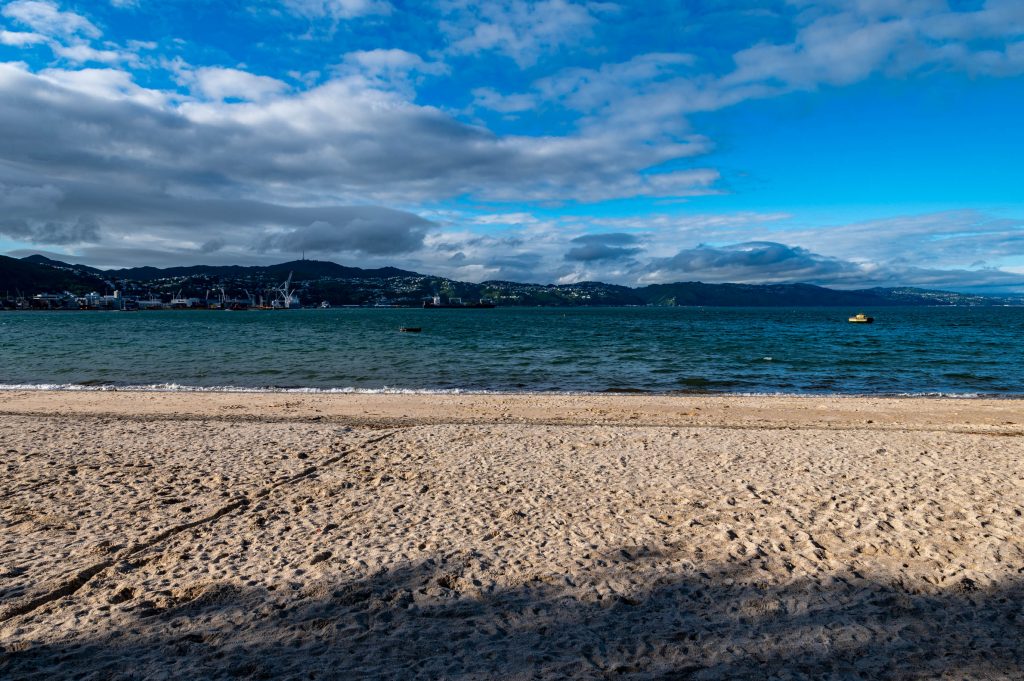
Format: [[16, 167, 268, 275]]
[[38, 67, 170, 107], [474, 1, 1024, 149], [641, 169, 720, 195], [281, 0, 391, 19], [0, 28, 47, 45], [338, 49, 448, 93], [535, 52, 696, 111], [637, 239, 1024, 289], [433, 0, 1024, 217], [1, 0, 100, 39], [769, 211, 1024, 270], [440, 0, 603, 67], [719, 0, 1024, 95], [928, 3, 1024, 41], [411, 208, 1024, 288], [472, 86, 537, 113], [470, 212, 540, 225], [0, 1, 149, 66], [51, 42, 134, 65], [188, 67, 290, 102]]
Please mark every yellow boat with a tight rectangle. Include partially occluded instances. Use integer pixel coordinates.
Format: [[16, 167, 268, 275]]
[[848, 313, 874, 323]]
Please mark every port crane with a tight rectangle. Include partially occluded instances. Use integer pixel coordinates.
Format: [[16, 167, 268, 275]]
[[271, 271, 299, 309]]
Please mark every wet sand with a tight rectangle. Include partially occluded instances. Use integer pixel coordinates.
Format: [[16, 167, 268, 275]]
[[1, 391, 1022, 679]]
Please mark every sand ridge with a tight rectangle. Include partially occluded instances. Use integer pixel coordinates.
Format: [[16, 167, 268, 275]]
[[1, 392, 1023, 679]]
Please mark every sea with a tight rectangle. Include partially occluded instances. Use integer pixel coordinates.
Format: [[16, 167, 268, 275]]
[[1, 306, 1022, 396]]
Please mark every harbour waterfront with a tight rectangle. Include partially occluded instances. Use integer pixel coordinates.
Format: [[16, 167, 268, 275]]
[[1, 306, 1022, 395]]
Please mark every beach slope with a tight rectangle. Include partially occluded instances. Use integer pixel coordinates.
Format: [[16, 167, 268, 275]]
[[1, 391, 1022, 679]]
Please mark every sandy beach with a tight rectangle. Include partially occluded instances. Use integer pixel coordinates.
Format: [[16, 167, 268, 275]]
[[1, 390, 1022, 679]]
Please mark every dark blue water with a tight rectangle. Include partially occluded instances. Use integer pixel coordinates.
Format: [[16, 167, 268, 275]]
[[1, 307, 1022, 395]]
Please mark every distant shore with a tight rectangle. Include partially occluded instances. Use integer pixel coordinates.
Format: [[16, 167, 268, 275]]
[[2, 391, 1022, 678]]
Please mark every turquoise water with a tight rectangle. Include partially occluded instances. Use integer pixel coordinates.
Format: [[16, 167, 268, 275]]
[[1, 307, 1022, 395]]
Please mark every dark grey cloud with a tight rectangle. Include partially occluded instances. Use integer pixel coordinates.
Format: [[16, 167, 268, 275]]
[[36, 216, 101, 244], [482, 252, 548, 282], [0, 181, 100, 245], [466, 235, 525, 248], [199, 237, 226, 253], [570, 233, 639, 246], [7, 245, 283, 268], [0, 215, 101, 245], [565, 232, 642, 262], [564, 242, 643, 262], [646, 242, 858, 284], [487, 253, 543, 269], [0, 60, 718, 268], [259, 207, 432, 256], [0, 167, 435, 261], [0, 63, 712, 215]]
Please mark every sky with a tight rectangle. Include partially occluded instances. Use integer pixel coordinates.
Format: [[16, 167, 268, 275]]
[[1, 0, 1023, 291]]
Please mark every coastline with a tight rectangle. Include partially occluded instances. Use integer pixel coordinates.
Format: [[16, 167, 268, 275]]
[[1, 388, 1022, 432], [2, 390, 1022, 677]]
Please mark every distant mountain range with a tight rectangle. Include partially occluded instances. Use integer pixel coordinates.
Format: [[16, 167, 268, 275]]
[[15, 254, 417, 282], [2, 253, 1021, 307]]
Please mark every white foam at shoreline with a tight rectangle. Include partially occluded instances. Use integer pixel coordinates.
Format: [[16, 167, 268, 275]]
[[0, 383, 499, 395], [0, 383, 1001, 398]]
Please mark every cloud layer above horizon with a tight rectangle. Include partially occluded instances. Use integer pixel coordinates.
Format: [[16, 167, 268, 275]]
[[0, 0, 1023, 291]]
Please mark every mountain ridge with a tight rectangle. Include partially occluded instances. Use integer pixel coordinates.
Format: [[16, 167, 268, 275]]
[[3, 254, 1020, 307]]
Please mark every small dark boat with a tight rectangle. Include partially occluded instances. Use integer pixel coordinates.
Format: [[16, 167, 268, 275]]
[[400, 327, 422, 333]]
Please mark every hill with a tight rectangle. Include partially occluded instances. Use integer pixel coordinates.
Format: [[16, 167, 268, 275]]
[[2, 254, 1019, 307], [0, 255, 107, 297], [104, 260, 421, 282], [636, 282, 897, 307], [20, 254, 106, 275]]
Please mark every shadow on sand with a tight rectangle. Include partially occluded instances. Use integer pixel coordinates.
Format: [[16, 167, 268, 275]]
[[2, 548, 1022, 680]]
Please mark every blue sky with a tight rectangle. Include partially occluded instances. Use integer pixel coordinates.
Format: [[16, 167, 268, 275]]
[[1, 0, 1023, 291]]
